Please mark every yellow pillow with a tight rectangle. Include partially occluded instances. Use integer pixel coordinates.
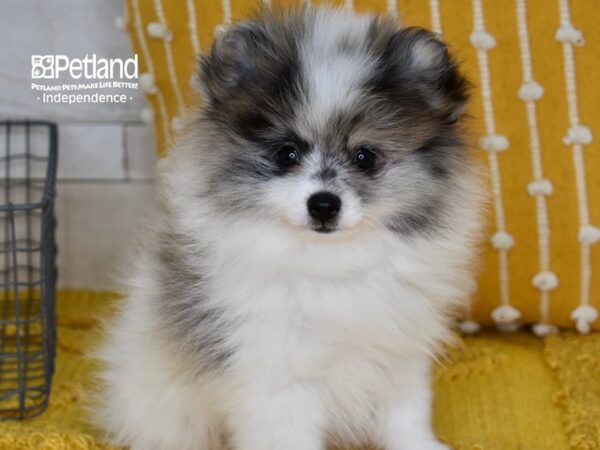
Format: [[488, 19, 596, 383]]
[[123, 0, 599, 333]]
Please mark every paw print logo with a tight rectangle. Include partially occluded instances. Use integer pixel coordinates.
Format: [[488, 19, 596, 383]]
[[31, 55, 54, 79]]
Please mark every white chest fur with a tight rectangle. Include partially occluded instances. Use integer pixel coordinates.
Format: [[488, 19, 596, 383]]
[[201, 224, 453, 440]]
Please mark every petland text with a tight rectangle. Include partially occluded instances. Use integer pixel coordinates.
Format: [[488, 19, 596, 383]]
[[31, 54, 138, 80]]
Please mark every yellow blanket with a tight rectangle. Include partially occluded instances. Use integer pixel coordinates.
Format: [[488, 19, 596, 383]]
[[0, 291, 598, 449]]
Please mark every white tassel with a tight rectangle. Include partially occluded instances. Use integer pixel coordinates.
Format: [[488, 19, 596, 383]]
[[115, 16, 127, 31], [140, 73, 157, 94], [458, 320, 481, 335], [518, 81, 544, 102], [479, 134, 509, 152], [578, 225, 600, 245], [532, 323, 558, 337], [469, 30, 496, 50], [571, 304, 598, 322], [532, 271, 559, 292], [147, 22, 171, 40], [563, 125, 592, 145], [491, 304, 521, 325], [491, 231, 514, 250], [527, 179, 553, 197], [140, 108, 154, 124], [571, 304, 598, 334], [576, 319, 591, 334], [555, 23, 585, 46]]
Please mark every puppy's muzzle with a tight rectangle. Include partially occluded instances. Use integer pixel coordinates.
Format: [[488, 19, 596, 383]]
[[307, 192, 341, 232]]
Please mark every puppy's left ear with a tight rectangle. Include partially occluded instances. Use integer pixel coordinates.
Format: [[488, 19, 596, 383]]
[[195, 21, 268, 106], [383, 27, 469, 123]]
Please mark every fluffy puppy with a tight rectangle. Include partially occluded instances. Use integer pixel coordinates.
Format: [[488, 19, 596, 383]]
[[95, 7, 482, 450]]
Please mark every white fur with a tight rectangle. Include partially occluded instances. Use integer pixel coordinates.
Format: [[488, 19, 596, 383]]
[[299, 10, 376, 134]]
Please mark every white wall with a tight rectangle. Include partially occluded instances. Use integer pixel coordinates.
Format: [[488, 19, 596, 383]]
[[1, 0, 156, 290]]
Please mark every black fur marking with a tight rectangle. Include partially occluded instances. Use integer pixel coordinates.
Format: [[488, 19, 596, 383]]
[[232, 112, 276, 143], [200, 11, 307, 143], [365, 26, 468, 125]]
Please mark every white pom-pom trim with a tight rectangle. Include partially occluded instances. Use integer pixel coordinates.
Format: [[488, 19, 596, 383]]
[[555, 24, 585, 46], [532, 271, 559, 292], [147, 22, 171, 40], [518, 81, 544, 102], [578, 225, 600, 245], [458, 320, 481, 335], [115, 16, 127, 31], [479, 134, 509, 152], [171, 116, 184, 133], [140, 108, 154, 123], [527, 179, 553, 197], [469, 30, 496, 50], [491, 231, 514, 250], [532, 323, 558, 337], [575, 319, 592, 334], [214, 24, 228, 38], [563, 125, 592, 145], [571, 305, 598, 334], [491, 304, 521, 325], [140, 73, 157, 94], [571, 304, 599, 322]]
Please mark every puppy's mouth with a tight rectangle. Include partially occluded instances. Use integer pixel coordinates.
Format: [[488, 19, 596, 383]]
[[311, 223, 337, 234]]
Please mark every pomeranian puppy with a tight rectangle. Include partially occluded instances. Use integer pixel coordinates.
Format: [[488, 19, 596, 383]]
[[96, 6, 482, 450]]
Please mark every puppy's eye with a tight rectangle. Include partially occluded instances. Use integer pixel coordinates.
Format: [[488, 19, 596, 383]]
[[353, 147, 377, 170], [275, 144, 300, 168]]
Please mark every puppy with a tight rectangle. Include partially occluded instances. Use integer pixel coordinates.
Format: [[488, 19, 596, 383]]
[[95, 7, 482, 450]]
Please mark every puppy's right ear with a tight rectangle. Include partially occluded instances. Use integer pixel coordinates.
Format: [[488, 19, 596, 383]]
[[197, 22, 268, 106], [378, 27, 469, 123]]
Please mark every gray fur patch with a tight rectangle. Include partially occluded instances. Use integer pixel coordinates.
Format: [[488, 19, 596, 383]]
[[154, 229, 234, 371]]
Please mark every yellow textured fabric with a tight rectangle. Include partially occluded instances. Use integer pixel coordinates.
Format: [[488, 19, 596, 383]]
[[123, 0, 600, 331], [1, 291, 600, 449]]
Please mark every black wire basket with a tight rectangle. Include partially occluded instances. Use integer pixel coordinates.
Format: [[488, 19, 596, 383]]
[[0, 121, 58, 419]]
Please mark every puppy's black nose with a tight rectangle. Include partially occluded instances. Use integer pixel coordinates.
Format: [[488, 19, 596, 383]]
[[307, 192, 341, 223]]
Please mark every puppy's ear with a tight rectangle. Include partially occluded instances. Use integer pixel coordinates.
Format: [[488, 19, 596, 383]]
[[198, 22, 268, 105], [381, 27, 469, 123]]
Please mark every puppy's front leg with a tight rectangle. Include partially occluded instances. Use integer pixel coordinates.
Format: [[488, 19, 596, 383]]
[[229, 384, 324, 450], [377, 361, 449, 450]]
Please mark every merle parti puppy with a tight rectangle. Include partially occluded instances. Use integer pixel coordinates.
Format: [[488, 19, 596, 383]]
[[96, 6, 482, 450]]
